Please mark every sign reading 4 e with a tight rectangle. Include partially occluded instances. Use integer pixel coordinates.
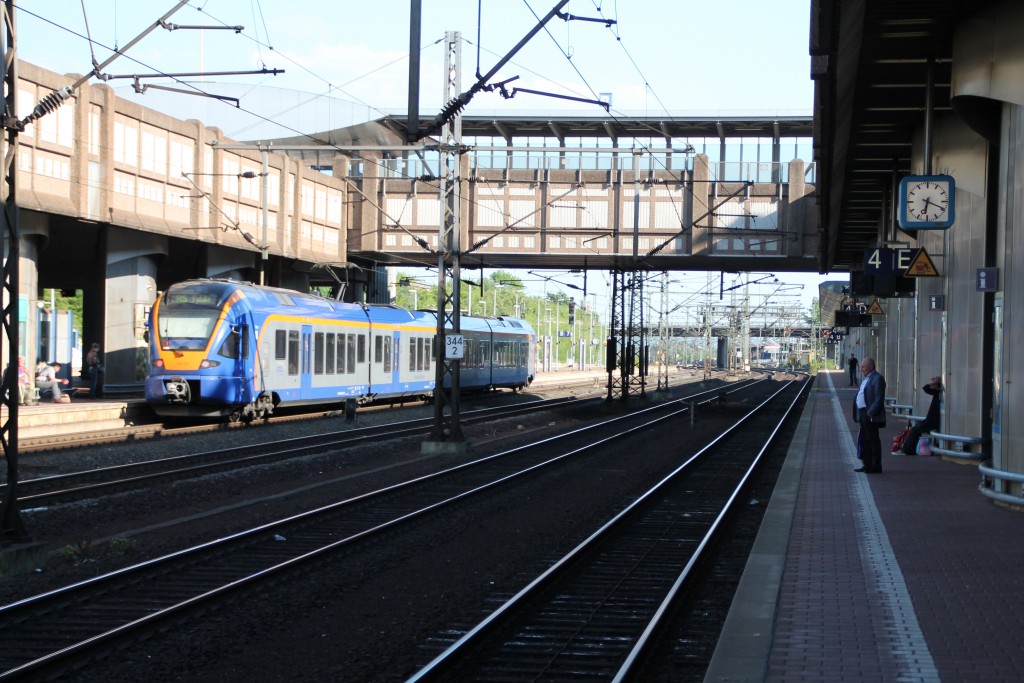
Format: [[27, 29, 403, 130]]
[[864, 247, 915, 275]]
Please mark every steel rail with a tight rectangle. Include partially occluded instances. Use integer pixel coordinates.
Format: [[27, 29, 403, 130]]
[[9, 396, 581, 505], [405, 378, 806, 682], [0, 380, 762, 680]]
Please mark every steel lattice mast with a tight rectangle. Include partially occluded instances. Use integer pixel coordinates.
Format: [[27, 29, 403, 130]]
[[426, 31, 466, 449], [0, 0, 24, 542]]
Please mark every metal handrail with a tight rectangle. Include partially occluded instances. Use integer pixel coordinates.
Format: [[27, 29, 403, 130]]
[[929, 431, 987, 460], [979, 459, 1024, 507]]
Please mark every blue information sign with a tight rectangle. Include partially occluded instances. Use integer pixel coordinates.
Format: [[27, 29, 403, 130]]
[[977, 268, 998, 292]]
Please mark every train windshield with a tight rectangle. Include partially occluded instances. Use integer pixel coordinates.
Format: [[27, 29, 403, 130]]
[[157, 284, 228, 351], [158, 310, 220, 351]]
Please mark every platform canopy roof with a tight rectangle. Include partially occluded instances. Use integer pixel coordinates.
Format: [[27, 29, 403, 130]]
[[811, 0, 1001, 271]]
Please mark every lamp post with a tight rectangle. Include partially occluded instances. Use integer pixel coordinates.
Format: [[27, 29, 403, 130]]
[[555, 300, 560, 366], [258, 146, 269, 285], [589, 293, 598, 369], [545, 307, 552, 372]]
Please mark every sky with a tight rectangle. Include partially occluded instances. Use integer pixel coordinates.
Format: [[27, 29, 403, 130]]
[[14, 0, 832, 312]]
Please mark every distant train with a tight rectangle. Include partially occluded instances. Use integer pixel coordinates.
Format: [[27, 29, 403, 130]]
[[145, 279, 536, 421]]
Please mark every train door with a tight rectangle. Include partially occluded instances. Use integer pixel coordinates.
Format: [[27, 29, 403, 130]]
[[392, 330, 401, 384], [301, 325, 313, 395], [371, 329, 393, 393]]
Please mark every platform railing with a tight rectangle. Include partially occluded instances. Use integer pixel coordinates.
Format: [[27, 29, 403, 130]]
[[979, 460, 1024, 508], [928, 432, 987, 461], [888, 403, 914, 417]]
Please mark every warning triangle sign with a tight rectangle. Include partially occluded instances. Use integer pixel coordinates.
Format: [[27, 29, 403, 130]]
[[905, 248, 940, 277], [867, 299, 885, 315]]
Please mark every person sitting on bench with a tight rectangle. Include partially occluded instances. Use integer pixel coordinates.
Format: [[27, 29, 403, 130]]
[[900, 375, 943, 455], [36, 362, 70, 403]]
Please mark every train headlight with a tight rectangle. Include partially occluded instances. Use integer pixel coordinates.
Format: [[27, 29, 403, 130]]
[[153, 359, 164, 368], [200, 359, 221, 369]]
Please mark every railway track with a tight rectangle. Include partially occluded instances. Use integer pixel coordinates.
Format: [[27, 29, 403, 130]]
[[0, 379, 772, 681], [7, 396, 582, 507], [406, 378, 809, 682], [15, 370, 618, 454]]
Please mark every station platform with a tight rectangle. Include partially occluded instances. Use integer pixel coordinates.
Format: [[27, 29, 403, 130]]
[[2, 370, 606, 442], [1, 396, 144, 439], [706, 370, 1024, 682]]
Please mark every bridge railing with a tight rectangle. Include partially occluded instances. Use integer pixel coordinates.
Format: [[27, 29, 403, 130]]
[[383, 153, 815, 185]]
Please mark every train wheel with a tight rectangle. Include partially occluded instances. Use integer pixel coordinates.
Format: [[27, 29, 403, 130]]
[[227, 408, 243, 424]]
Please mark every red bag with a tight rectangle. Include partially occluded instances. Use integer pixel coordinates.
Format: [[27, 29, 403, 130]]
[[890, 427, 910, 453]]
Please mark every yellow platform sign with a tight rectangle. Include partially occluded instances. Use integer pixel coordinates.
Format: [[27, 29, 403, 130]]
[[905, 248, 940, 277], [867, 299, 885, 315]]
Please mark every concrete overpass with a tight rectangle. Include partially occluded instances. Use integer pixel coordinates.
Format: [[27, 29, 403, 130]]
[[9, 60, 816, 391]]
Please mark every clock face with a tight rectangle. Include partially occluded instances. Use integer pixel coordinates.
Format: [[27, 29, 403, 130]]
[[906, 180, 950, 222], [898, 174, 955, 230]]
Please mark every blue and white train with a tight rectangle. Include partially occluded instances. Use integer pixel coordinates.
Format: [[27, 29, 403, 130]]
[[145, 279, 536, 420]]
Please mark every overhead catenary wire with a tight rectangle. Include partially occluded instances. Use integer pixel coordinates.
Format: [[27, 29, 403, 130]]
[[19, 3, 771, 283]]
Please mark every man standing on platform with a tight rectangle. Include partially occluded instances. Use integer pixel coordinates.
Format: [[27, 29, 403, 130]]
[[848, 352, 858, 386], [853, 357, 886, 473]]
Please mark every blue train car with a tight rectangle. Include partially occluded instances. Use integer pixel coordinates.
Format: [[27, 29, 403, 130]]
[[146, 279, 535, 421], [456, 315, 535, 392]]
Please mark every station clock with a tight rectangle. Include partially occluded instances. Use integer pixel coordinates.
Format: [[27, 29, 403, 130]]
[[898, 174, 955, 230]]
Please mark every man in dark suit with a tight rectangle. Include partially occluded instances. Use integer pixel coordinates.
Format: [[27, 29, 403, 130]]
[[853, 357, 886, 473]]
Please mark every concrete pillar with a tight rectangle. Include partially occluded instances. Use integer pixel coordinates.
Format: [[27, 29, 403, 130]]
[[103, 228, 166, 391], [691, 154, 712, 254], [17, 214, 48, 367]]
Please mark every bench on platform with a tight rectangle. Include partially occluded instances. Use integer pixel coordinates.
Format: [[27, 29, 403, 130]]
[[929, 432, 987, 461], [889, 403, 914, 417]]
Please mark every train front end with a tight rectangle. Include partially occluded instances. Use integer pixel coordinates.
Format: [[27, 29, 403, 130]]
[[146, 280, 256, 419]]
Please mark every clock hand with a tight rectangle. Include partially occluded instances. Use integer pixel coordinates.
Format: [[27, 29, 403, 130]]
[[919, 196, 936, 216]]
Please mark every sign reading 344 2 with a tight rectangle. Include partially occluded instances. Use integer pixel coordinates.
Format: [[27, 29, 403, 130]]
[[445, 334, 464, 360]]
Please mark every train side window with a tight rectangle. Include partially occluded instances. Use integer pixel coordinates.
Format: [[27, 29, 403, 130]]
[[314, 332, 325, 375], [417, 337, 425, 371], [287, 330, 299, 375], [358, 334, 367, 363], [218, 332, 237, 358], [275, 329, 286, 359], [337, 334, 346, 373], [383, 336, 392, 373], [375, 336, 383, 364], [326, 333, 336, 374], [409, 338, 416, 372], [240, 325, 249, 359], [347, 334, 356, 374]]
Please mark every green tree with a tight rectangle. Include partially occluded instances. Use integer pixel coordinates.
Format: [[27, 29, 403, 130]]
[[47, 289, 83, 337]]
